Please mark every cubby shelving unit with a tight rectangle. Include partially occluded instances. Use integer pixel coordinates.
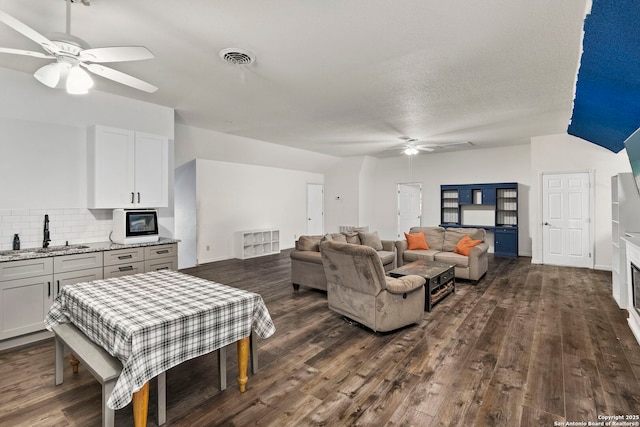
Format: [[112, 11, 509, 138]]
[[235, 229, 280, 259]]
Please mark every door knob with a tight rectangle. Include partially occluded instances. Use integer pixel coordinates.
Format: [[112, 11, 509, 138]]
[[544, 222, 550, 226]]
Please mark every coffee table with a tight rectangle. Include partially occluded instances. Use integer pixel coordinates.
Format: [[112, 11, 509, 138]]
[[389, 260, 455, 311]]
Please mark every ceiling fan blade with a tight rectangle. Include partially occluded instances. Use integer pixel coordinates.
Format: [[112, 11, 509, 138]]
[[83, 63, 158, 93], [79, 46, 155, 63], [416, 146, 435, 152], [0, 47, 54, 59], [0, 10, 60, 54]]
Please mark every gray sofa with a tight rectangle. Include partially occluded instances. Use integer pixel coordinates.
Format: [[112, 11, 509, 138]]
[[290, 231, 397, 291], [395, 226, 489, 283]]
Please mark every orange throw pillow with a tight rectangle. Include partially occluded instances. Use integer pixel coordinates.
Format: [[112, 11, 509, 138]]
[[454, 235, 482, 256], [404, 232, 429, 250]]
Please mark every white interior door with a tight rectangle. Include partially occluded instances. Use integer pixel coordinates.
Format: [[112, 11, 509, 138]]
[[397, 183, 422, 238], [542, 172, 592, 268], [307, 183, 324, 235]]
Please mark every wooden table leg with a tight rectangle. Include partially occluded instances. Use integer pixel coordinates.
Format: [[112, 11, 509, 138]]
[[237, 336, 249, 392], [70, 354, 80, 373], [132, 382, 149, 427]]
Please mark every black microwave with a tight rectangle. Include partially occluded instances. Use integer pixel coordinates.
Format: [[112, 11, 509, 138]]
[[112, 209, 159, 244]]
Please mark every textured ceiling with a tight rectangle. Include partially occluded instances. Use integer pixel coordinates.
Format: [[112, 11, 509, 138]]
[[0, 0, 591, 157], [568, 0, 640, 153]]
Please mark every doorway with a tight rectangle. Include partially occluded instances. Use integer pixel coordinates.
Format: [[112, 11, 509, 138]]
[[397, 183, 422, 238], [307, 183, 324, 235], [541, 171, 593, 268]]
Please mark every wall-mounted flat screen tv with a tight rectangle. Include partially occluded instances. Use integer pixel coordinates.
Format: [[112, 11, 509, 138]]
[[624, 127, 640, 196]]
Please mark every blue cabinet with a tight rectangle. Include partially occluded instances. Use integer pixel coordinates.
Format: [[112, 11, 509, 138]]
[[494, 227, 518, 258], [440, 182, 518, 257]]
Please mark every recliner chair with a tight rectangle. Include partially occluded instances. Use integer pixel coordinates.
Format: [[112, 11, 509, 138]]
[[320, 240, 426, 332]]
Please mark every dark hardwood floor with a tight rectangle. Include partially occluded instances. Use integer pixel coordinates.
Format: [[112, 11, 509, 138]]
[[1, 251, 639, 426]]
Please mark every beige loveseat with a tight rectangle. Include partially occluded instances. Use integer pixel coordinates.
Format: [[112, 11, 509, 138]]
[[290, 231, 397, 291], [395, 226, 489, 283]]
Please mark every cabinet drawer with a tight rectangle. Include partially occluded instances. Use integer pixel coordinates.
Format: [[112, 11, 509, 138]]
[[0, 258, 53, 282], [104, 248, 144, 266], [439, 268, 455, 284], [144, 244, 177, 261], [144, 257, 177, 273], [103, 261, 144, 279], [53, 252, 103, 274]]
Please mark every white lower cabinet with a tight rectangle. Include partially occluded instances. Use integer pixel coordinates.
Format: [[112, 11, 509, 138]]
[[104, 247, 145, 279], [104, 244, 177, 278], [0, 258, 53, 340], [53, 268, 104, 298], [0, 242, 177, 345], [144, 244, 178, 272]]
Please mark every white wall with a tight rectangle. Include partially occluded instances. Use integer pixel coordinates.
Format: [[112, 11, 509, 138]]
[[342, 144, 533, 255], [194, 159, 324, 264], [324, 156, 366, 232], [174, 123, 339, 172], [173, 123, 339, 266], [0, 67, 176, 248], [174, 160, 197, 268], [530, 133, 632, 269]]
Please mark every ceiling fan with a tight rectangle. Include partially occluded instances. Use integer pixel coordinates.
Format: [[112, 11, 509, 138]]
[[0, 0, 157, 94], [396, 139, 473, 155]]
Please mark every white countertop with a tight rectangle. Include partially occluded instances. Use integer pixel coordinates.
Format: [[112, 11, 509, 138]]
[[622, 232, 640, 248], [0, 237, 179, 263]]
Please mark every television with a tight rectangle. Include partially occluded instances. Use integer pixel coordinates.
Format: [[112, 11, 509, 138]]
[[624, 127, 640, 195]]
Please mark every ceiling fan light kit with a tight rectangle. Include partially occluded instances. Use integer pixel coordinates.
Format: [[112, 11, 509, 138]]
[[403, 146, 419, 156], [0, 1, 157, 95]]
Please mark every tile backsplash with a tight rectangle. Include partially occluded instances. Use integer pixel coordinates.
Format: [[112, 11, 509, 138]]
[[0, 208, 113, 251]]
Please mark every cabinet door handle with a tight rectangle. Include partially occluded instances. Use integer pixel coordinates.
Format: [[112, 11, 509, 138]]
[[156, 250, 169, 254], [119, 265, 134, 272], [57, 280, 60, 295], [131, 192, 135, 204], [137, 192, 141, 203], [118, 254, 133, 260], [48, 282, 51, 297]]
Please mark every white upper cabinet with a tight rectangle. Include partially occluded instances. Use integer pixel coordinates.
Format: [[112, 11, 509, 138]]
[[88, 125, 168, 208]]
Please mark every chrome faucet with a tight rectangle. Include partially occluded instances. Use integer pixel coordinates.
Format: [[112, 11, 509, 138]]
[[43, 214, 51, 248]]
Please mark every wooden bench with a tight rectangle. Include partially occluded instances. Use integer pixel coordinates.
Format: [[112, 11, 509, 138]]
[[53, 323, 166, 427], [53, 324, 259, 426]]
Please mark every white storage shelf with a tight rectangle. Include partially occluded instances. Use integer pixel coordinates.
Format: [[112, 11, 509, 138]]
[[236, 229, 280, 259]]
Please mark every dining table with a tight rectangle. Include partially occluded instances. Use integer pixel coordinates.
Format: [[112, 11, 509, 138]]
[[44, 269, 276, 426]]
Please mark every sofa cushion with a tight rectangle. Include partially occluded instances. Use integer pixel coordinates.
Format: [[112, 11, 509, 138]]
[[405, 232, 428, 250], [434, 251, 470, 268], [298, 235, 323, 251], [410, 227, 445, 251], [402, 249, 439, 263], [290, 249, 323, 264], [377, 250, 396, 266], [385, 275, 425, 294], [454, 235, 483, 256], [343, 232, 361, 245], [442, 228, 467, 252], [331, 233, 347, 243], [359, 231, 383, 251]]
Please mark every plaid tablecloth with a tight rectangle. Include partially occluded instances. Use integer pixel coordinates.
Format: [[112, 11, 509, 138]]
[[44, 269, 276, 410]]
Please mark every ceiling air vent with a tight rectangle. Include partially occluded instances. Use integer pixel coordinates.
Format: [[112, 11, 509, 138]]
[[219, 48, 256, 65]]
